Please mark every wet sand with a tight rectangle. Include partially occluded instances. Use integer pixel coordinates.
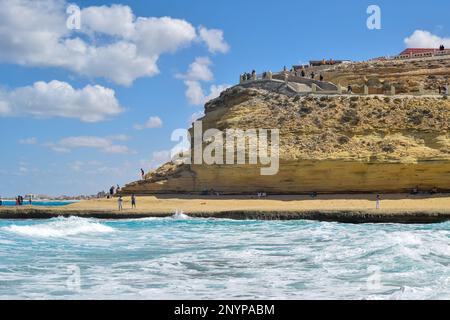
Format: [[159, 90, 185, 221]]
[[1, 194, 450, 223]]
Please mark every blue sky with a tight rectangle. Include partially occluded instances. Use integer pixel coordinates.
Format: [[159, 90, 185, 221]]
[[0, 0, 449, 197]]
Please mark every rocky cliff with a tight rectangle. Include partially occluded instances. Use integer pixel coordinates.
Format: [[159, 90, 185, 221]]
[[121, 57, 450, 195], [322, 56, 450, 94]]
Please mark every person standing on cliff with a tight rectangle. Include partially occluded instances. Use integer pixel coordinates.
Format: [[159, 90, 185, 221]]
[[140, 168, 145, 180], [118, 196, 123, 211], [375, 194, 381, 209]]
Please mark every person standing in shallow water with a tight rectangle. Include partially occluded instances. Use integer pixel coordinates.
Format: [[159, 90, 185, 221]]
[[131, 194, 136, 209], [118, 196, 123, 211], [376, 194, 381, 209]]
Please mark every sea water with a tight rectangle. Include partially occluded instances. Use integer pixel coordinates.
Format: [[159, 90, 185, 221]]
[[0, 200, 76, 207], [0, 215, 449, 300]]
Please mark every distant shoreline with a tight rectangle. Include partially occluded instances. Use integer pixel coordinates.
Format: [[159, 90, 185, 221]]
[[2, 194, 450, 224]]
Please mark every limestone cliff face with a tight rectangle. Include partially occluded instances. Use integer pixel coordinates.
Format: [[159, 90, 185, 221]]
[[121, 58, 450, 195], [322, 57, 450, 94]]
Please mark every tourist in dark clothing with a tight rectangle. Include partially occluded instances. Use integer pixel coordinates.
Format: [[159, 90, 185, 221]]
[[347, 85, 353, 94], [131, 194, 136, 209], [301, 70, 305, 77], [109, 186, 115, 196], [140, 168, 145, 179], [320, 74, 324, 81], [0, 198, 3, 206], [310, 72, 315, 79]]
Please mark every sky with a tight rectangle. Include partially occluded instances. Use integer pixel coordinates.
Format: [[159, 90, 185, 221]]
[[0, 0, 449, 197]]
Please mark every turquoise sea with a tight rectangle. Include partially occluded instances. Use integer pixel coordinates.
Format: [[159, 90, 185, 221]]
[[0, 214, 449, 299], [0, 200, 77, 207]]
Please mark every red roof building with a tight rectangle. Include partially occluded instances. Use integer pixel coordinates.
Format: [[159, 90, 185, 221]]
[[399, 48, 437, 56]]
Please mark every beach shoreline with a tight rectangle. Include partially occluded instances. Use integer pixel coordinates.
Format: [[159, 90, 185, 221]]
[[1, 193, 450, 223]]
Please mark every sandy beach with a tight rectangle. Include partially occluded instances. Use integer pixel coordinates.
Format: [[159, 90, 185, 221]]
[[2, 193, 450, 223]]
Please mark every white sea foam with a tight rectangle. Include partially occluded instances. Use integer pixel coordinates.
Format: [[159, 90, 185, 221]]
[[171, 210, 190, 220], [0, 219, 449, 299], [3, 216, 114, 238]]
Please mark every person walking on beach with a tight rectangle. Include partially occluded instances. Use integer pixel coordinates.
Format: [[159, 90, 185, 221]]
[[375, 194, 381, 209], [118, 196, 123, 211]]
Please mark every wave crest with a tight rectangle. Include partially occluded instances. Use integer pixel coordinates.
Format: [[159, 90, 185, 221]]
[[3, 216, 114, 238]]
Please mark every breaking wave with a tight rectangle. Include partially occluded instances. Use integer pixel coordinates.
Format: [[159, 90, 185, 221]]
[[2, 216, 114, 238]]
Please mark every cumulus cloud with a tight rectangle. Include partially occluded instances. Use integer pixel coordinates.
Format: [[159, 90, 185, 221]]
[[45, 135, 134, 154], [178, 57, 231, 105], [0, 0, 228, 86], [19, 137, 38, 145], [199, 26, 230, 54], [184, 81, 230, 105], [0, 80, 123, 122], [404, 30, 450, 48], [177, 57, 214, 82], [134, 116, 163, 130]]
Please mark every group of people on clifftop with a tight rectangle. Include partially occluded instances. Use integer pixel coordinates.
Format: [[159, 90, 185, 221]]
[[241, 70, 256, 81]]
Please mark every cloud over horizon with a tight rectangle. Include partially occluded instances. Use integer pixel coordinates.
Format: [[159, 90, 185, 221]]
[[404, 30, 450, 48], [45, 135, 135, 154], [0, 80, 123, 122]]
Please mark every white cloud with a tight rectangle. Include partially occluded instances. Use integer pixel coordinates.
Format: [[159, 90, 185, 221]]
[[45, 135, 134, 154], [177, 57, 214, 82], [178, 57, 230, 105], [0, 1, 227, 86], [81, 4, 136, 38], [0, 80, 123, 122], [199, 26, 230, 54], [134, 116, 163, 130], [184, 81, 230, 105], [404, 30, 450, 48], [19, 137, 38, 145]]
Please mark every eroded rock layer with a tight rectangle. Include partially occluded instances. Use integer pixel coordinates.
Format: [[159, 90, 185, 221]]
[[122, 58, 450, 195]]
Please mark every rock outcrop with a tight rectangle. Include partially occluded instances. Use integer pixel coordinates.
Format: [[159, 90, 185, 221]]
[[121, 57, 450, 195]]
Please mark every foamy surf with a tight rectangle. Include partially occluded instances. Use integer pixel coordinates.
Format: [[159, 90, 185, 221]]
[[2, 216, 114, 238], [171, 210, 190, 220]]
